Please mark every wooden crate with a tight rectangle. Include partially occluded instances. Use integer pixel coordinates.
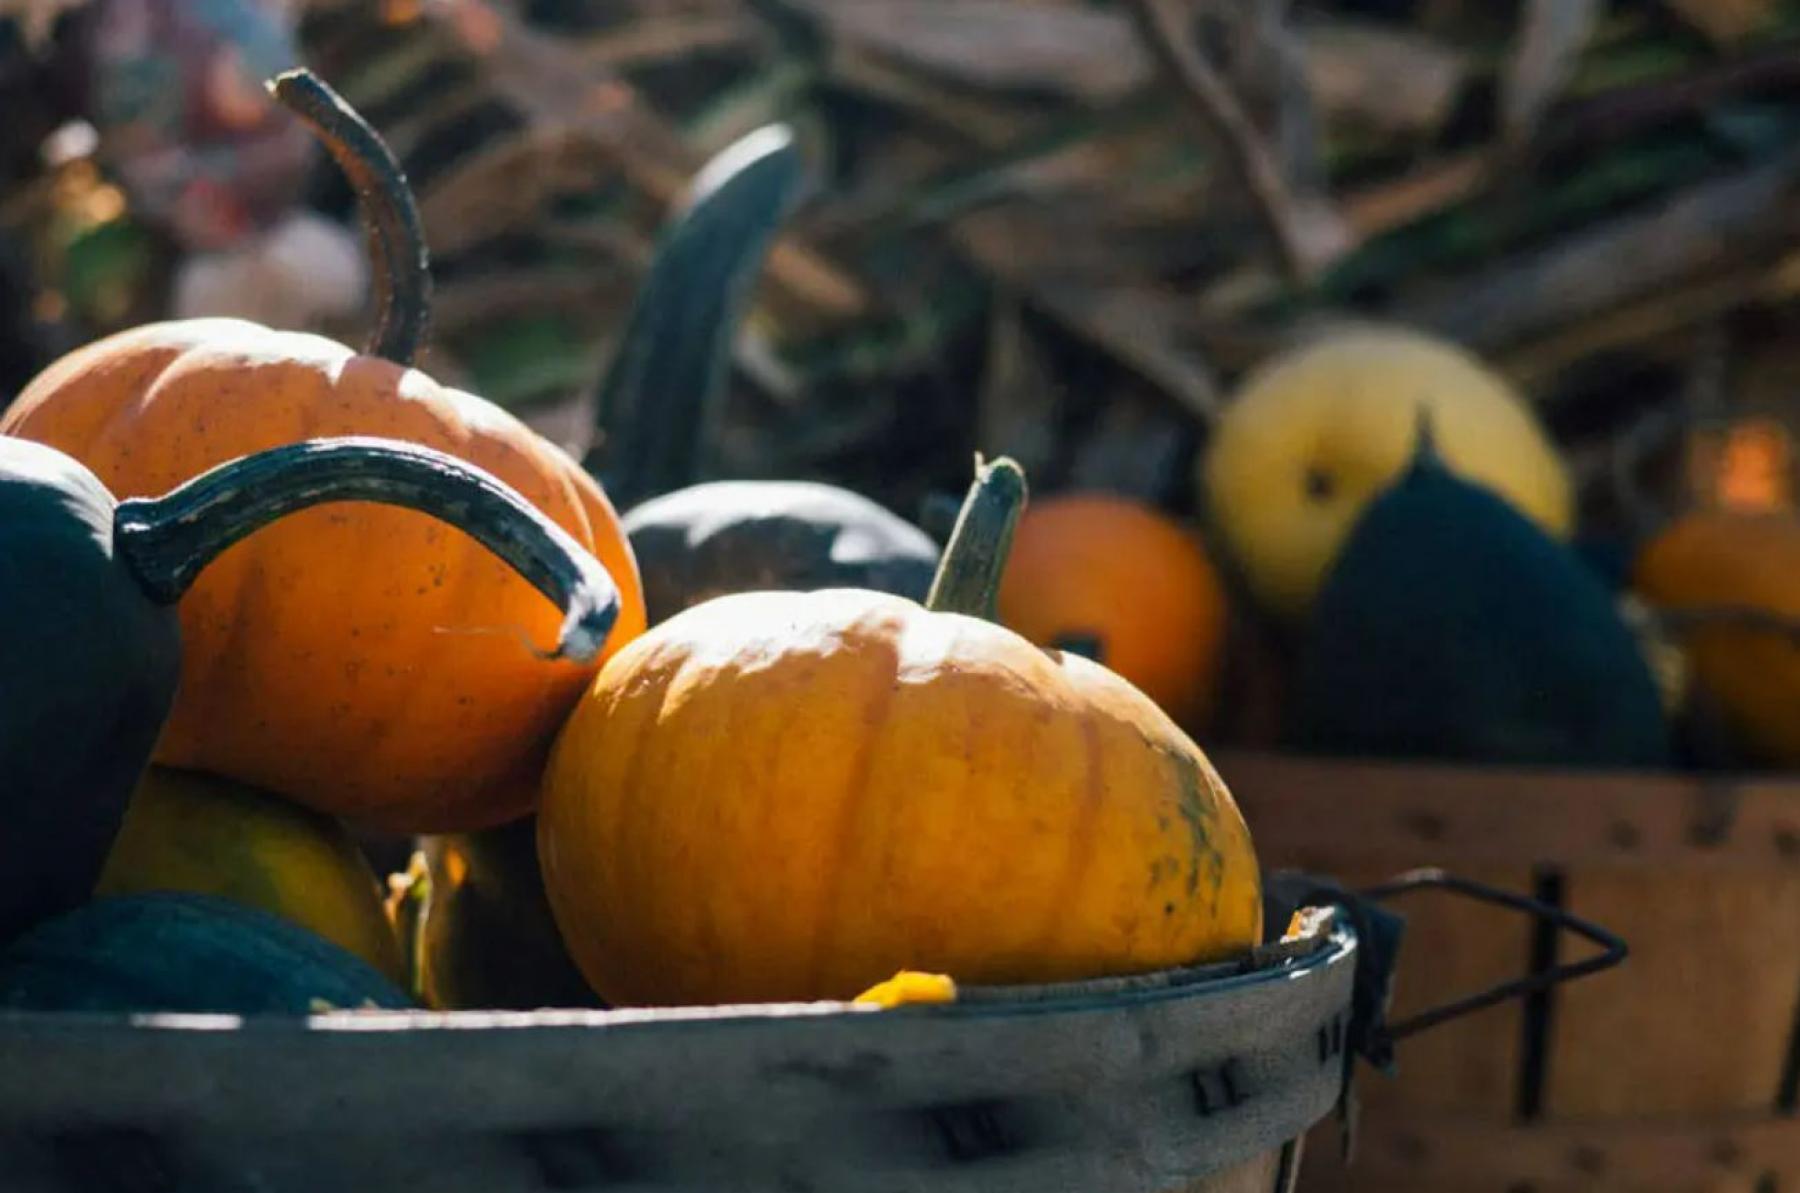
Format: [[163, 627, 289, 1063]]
[[1223, 751, 1800, 1193]]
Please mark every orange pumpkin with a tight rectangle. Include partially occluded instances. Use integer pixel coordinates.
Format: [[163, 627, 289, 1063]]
[[998, 494, 1229, 728], [1, 71, 645, 832], [539, 458, 1263, 1007], [1633, 510, 1800, 765]]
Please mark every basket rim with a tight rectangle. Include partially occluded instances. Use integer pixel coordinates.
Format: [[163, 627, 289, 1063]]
[[0, 913, 1355, 1036]]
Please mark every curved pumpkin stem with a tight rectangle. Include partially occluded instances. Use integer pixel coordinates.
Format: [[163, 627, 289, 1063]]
[[926, 455, 1027, 620], [269, 69, 430, 367], [586, 123, 804, 507], [114, 437, 618, 664]]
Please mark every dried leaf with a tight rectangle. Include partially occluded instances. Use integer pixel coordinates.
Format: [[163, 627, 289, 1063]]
[[1662, 0, 1779, 46], [976, 296, 1062, 478], [0, 0, 85, 48], [1224, 1, 1332, 201], [789, 0, 1149, 103], [422, 0, 871, 322], [1300, 19, 1470, 136], [1024, 279, 1222, 425], [954, 201, 1215, 281], [1501, 0, 1601, 144], [1404, 154, 1800, 351], [825, 42, 1040, 146], [1065, 389, 1190, 500], [773, 1, 1468, 139], [1125, 0, 1349, 284]]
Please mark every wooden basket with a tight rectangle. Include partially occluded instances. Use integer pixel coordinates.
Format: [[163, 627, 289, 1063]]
[[0, 909, 1362, 1193], [1223, 750, 1800, 1193]]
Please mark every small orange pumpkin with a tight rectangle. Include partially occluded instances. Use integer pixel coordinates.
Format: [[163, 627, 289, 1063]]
[[998, 494, 1228, 729], [539, 458, 1263, 1007], [1, 72, 645, 832], [1633, 510, 1800, 765]]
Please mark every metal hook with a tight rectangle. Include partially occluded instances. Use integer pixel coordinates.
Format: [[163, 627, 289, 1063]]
[[1359, 867, 1628, 1045]]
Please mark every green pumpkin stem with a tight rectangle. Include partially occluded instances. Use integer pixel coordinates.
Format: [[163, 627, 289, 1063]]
[[269, 69, 429, 367], [114, 437, 618, 664], [585, 124, 803, 506], [926, 455, 1028, 619]]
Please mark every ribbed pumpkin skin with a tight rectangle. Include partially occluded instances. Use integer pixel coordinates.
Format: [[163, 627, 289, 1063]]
[[1634, 511, 1800, 764], [540, 589, 1262, 1007], [2, 319, 646, 832], [998, 495, 1228, 728]]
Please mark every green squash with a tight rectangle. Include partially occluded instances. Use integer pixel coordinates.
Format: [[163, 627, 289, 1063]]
[[0, 893, 409, 1013], [0, 434, 620, 945], [623, 480, 941, 624], [585, 123, 939, 626], [0, 436, 182, 945], [1294, 424, 1671, 767]]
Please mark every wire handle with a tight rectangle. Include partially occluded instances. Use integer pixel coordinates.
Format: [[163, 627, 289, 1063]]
[[1361, 867, 1628, 1045], [1265, 867, 1627, 1072], [1268, 867, 1627, 1165]]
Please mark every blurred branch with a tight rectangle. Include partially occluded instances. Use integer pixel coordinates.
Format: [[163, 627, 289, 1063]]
[[1122, 0, 1348, 286], [420, 0, 871, 325], [1501, 0, 1601, 145], [1401, 153, 1800, 350]]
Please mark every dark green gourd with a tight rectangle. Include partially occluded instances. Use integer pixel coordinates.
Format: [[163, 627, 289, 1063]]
[[1294, 422, 1670, 767], [0, 893, 410, 1013], [583, 123, 938, 626], [0, 434, 618, 946], [0, 436, 182, 945]]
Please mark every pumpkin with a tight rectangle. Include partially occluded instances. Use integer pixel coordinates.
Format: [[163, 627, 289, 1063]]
[[1203, 324, 1572, 619], [539, 457, 1263, 1007], [1, 70, 645, 832], [408, 820, 599, 1010], [1295, 423, 1669, 767], [97, 767, 404, 984], [0, 893, 410, 1014], [1632, 510, 1800, 765], [0, 433, 616, 945], [586, 122, 938, 625], [408, 125, 939, 997], [998, 494, 1228, 729]]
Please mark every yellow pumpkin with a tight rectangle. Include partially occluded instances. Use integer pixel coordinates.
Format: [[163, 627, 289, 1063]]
[[539, 459, 1262, 1007], [96, 768, 403, 983], [1203, 325, 1572, 618]]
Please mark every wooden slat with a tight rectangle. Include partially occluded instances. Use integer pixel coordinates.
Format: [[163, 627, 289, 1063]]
[[1232, 761, 1543, 1120], [1548, 870, 1800, 1120], [1297, 1111, 1800, 1191], [1218, 751, 1800, 871], [1349, 864, 1533, 1119], [1224, 751, 1800, 1193]]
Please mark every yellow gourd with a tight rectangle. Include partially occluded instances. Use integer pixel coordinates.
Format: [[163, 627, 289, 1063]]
[[97, 768, 403, 984], [1203, 325, 1573, 618]]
